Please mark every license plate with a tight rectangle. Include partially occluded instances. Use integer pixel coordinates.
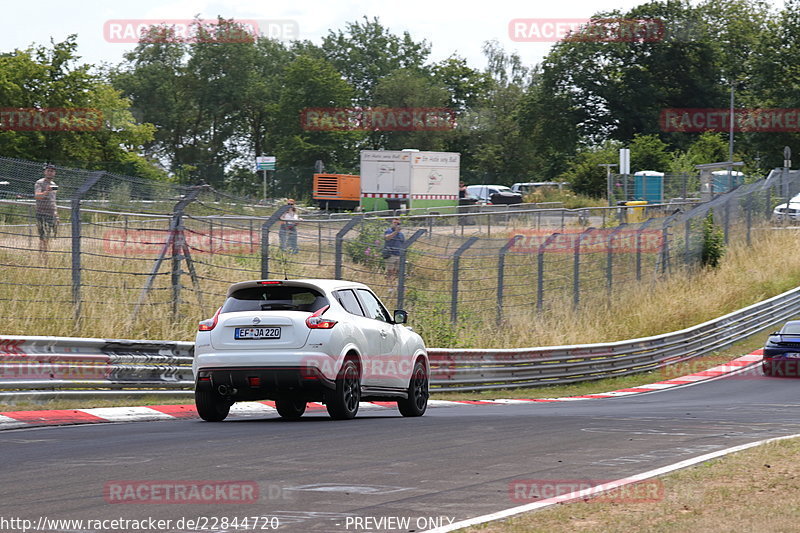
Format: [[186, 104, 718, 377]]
[[785, 353, 800, 359], [235, 327, 281, 340]]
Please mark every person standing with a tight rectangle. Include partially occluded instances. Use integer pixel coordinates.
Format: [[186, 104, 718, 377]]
[[34, 163, 59, 252], [383, 218, 405, 279], [279, 199, 300, 253]]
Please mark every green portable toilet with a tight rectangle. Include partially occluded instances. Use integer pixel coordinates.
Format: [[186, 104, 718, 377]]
[[633, 171, 664, 203]]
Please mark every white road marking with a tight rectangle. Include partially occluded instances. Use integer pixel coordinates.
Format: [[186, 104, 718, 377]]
[[229, 402, 276, 414], [0, 414, 28, 430], [422, 433, 800, 533], [79, 406, 175, 421]]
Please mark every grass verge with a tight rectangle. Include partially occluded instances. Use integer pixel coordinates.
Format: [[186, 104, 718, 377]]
[[462, 436, 800, 533]]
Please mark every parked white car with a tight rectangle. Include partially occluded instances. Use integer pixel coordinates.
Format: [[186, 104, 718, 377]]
[[773, 193, 800, 222], [193, 279, 429, 421]]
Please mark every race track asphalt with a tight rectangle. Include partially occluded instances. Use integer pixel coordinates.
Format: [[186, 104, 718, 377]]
[[1, 371, 798, 532]]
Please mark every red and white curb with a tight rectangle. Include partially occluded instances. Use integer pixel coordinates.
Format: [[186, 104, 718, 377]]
[[0, 352, 763, 431]]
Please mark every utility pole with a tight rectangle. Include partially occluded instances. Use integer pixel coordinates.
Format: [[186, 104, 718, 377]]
[[599, 164, 618, 206]]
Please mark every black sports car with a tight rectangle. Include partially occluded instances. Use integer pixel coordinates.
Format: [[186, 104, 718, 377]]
[[762, 320, 800, 377]]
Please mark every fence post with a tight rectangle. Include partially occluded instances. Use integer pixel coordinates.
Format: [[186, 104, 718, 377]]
[[171, 211, 185, 321], [497, 235, 522, 323], [397, 228, 426, 309], [317, 222, 322, 265], [334, 215, 363, 280], [537, 232, 562, 311], [260, 205, 289, 279], [450, 236, 479, 322], [723, 199, 730, 244], [209, 219, 214, 254], [765, 187, 771, 221], [746, 193, 752, 246], [70, 171, 104, 320], [652, 211, 677, 276], [133, 185, 205, 322], [573, 228, 594, 309], [606, 224, 627, 296], [684, 219, 692, 265]]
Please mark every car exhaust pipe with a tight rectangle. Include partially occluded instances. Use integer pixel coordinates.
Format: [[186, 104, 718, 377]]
[[217, 384, 237, 396]]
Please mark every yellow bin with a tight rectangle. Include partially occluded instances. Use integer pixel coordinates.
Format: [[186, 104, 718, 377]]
[[625, 201, 648, 223]]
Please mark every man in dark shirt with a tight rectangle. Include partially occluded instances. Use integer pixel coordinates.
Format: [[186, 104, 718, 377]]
[[383, 218, 405, 279]]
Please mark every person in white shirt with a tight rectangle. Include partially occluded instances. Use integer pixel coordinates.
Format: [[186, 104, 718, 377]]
[[279, 199, 300, 253], [33, 164, 59, 252]]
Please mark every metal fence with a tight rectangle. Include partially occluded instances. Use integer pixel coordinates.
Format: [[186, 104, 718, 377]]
[[1, 156, 799, 338], [1, 278, 792, 398]]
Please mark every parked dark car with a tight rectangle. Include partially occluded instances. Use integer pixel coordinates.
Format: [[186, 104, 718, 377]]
[[465, 185, 523, 205], [762, 320, 800, 376]]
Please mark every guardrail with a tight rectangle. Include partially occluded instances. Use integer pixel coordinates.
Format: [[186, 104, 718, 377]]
[[1, 284, 793, 399], [428, 285, 797, 391], [0, 336, 194, 400]]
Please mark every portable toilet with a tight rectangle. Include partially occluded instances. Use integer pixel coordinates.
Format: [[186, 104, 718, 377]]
[[710, 170, 744, 194], [633, 171, 664, 203]]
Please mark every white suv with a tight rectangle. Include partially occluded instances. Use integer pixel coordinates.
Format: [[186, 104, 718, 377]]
[[193, 279, 429, 421]]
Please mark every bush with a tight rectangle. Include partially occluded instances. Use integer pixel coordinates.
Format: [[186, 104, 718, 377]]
[[345, 219, 387, 269], [701, 211, 725, 268]]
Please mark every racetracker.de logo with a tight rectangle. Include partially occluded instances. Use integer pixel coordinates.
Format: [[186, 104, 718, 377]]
[[508, 18, 664, 42], [508, 229, 664, 254], [660, 108, 800, 133], [103, 19, 299, 43], [104, 481, 258, 504], [509, 479, 664, 503], [300, 108, 457, 132], [0, 108, 102, 132]]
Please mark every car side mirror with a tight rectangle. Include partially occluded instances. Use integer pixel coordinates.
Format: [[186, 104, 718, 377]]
[[393, 309, 408, 324]]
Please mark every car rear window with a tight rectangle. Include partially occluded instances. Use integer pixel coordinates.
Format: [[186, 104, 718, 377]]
[[222, 286, 328, 313], [781, 323, 800, 335]]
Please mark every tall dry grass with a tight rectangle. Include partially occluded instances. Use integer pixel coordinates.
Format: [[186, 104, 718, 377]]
[[1, 216, 798, 348]]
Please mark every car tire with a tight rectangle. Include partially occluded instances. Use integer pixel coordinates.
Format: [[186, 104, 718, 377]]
[[275, 397, 307, 419], [397, 359, 428, 417], [325, 358, 361, 420], [195, 388, 232, 422]]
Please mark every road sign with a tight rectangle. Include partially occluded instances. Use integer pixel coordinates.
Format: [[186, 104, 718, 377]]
[[256, 156, 276, 171], [619, 148, 630, 175]]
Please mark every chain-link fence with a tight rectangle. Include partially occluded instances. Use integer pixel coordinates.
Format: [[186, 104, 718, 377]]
[[0, 156, 797, 339]]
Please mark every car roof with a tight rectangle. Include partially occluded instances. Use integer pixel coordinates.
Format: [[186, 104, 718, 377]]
[[226, 279, 370, 297], [467, 184, 510, 189]]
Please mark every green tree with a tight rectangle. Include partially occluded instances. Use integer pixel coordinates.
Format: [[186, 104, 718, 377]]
[[431, 56, 493, 114], [0, 36, 155, 171], [322, 16, 431, 104], [560, 141, 622, 197], [272, 54, 360, 174], [686, 132, 729, 165], [369, 68, 451, 151], [630, 133, 671, 172], [457, 42, 535, 183]]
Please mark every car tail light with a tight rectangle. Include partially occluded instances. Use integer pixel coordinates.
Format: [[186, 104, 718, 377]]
[[306, 305, 337, 329], [257, 280, 282, 285], [198, 307, 222, 331]]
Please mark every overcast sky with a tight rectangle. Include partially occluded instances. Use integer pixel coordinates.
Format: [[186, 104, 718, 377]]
[[2, 0, 787, 72]]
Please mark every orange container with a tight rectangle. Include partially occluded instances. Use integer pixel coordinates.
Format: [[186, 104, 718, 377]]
[[313, 174, 360, 209]]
